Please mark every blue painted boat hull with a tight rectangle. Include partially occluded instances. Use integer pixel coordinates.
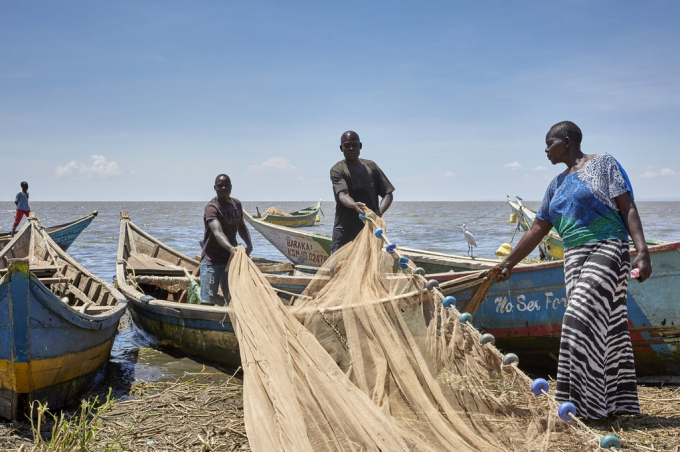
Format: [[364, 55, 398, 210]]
[[267, 242, 680, 377], [117, 211, 242, 371], [434, 242, 680, 377], [0, 262, 125, 420], [0, 211, 97, 252], [125, 298, 241, 371]]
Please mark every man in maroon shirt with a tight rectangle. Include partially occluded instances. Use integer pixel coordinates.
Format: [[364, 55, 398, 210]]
[[200, 174, 253, 305]]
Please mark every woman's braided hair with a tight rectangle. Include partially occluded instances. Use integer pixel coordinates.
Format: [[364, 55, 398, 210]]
[[550, 121, 582, 145]]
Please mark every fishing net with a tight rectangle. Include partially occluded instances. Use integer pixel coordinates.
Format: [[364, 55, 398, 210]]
[[228, 213, 595, 451], [263, 206, 292, 217]]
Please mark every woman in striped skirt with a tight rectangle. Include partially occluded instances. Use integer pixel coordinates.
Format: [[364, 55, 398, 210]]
[[497, 121, 652, 420]]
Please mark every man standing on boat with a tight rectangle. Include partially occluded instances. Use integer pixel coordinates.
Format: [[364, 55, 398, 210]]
[[330, 130, 395, 253], [11, 181, 30, 237], [200, 174, 253, 306]]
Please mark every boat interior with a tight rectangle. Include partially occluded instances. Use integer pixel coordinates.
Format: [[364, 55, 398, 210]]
[[0, 219, 120, 315]]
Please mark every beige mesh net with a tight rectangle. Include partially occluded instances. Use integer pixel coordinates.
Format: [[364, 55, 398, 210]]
[[228, 214, 595, 451], [263, 206, 292, 217]]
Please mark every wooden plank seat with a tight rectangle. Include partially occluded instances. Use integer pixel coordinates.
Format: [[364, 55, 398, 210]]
[[0, 264, 59, 277], [255, 261, 293, 274], [38, 277, 71, 285], [126, 253, 187, 276]]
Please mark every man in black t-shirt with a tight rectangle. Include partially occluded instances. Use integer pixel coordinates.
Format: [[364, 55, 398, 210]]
[[330, 131, 395, 252], [200, 174, 253, 305]]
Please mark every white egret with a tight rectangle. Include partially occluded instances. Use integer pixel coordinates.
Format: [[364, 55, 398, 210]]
[[462, 223, 477, 257]]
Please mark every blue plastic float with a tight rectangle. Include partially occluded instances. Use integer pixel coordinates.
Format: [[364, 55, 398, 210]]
[[530, 378, 549, 396], [442, 296, 456, 308], [599, 434, 621, 450], [398, 257, 410, 269], [458, 312, 473, 324], [558, 402, 576, 421]]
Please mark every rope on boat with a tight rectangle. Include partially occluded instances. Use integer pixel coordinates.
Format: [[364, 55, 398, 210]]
[[461, 201, 508, 225]]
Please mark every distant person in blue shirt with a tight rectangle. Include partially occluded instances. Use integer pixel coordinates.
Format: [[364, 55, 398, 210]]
[[11, 181, 30, 237], [496, 121, 651, 420]]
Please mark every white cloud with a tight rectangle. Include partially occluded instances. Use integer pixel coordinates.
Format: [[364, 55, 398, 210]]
[[444, 171, 456, 178], [55, 155, 120, 179], [639, 166, 678, 179], [533, 166, 547, 171], [505, 162, 522, 170], [247, 157, 298, 174]]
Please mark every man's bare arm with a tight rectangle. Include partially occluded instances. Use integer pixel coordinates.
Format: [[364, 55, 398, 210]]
[[237, 218, 253, 256], [208, 220, 236, 254], [338, 190, 366, 214], [378, 192, 393, 217]]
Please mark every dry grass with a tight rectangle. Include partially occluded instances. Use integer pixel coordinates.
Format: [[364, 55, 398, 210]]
[[0, 374, 249, 452], [1, 379, 678, 451], [586, 385, 680, 451]]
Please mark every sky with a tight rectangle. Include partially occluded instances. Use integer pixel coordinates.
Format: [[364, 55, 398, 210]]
[[1, 0, 679, 201]]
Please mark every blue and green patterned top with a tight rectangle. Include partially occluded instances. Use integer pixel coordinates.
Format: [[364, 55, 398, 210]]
[[536, 153, 633, 249]]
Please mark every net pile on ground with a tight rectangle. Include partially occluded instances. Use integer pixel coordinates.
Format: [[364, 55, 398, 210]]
[[228, 214, 597, 451]]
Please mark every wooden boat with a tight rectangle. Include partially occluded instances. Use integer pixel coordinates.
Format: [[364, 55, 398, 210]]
[[116, 211, 294, 371], [0, 210, 98, 252], [0, 214, 126, 420], [253, 201, 322, 227], [507, 197, 667, 261], [428, 240, 680, 378], [262, 234, 680, 377], [244, 210, 499, 273], [123, 209, 680, 377]]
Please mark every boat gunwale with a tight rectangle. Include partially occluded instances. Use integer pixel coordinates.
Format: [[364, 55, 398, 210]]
[[0, 211, 98, 241], [255, 201, 321, 220], [43, 210, 99, 233], [1, 218, 127, 329], [117, 212, 229, 322]]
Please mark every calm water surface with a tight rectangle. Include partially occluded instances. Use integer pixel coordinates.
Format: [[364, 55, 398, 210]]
[[2, 201, 679, 389]]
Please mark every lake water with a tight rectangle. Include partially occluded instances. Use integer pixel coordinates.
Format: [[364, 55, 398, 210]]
[[2, 200, 679, 387]]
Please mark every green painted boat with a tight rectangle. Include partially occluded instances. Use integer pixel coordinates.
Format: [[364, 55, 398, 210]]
[[254, 201, 322, 227]]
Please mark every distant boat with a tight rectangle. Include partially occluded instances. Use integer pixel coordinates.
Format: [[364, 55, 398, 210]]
[[507, 196, 667, 261], [243, 210, 496, 273], [0, 210, 98, 252], [116, 211, 293, 370], [0, 214, 126, 420], [252, 201, 322, 228]]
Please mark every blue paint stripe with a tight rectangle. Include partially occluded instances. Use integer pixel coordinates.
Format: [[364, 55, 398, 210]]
[[131, 304, 235, 333], [0, 285, 10, 361], [48, 217, 94, 248], [8, 269, 30, 362], [626, 294, 673, 354]]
